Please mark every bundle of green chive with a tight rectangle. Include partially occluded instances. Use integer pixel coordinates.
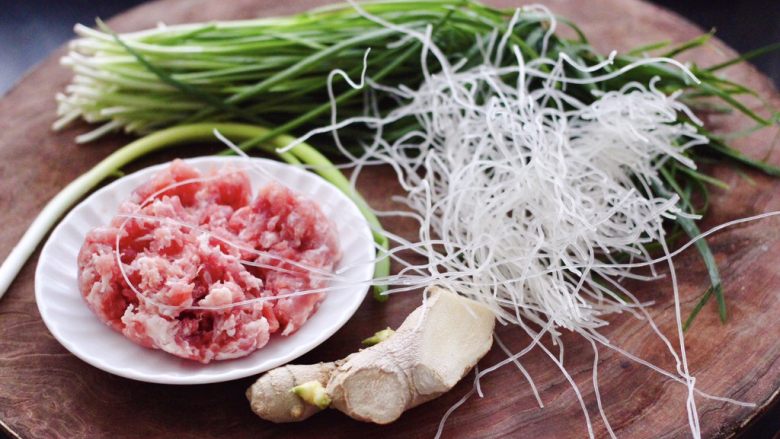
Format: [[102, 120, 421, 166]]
[[54, 0, 780, 324]]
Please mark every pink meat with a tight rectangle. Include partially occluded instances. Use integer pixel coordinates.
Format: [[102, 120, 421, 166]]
[[77, 160, 340, 363]]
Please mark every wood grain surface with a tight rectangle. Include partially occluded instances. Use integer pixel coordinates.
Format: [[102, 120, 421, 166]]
[[1, 0, 779, 437]]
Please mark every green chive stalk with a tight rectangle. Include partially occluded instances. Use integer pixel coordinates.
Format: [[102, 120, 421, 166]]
[[37, 0, 780, 320], [0, 123, 390, 300]]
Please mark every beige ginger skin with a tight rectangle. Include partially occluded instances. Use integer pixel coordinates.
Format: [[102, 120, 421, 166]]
[[247, 286, 496, 424]]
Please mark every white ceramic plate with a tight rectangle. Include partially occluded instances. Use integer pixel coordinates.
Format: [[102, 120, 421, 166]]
[[35, 156, 374, 384]]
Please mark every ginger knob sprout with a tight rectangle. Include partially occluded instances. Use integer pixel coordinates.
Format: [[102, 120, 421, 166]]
[[291, 381, 332, 410], [361, 327, 395, 346]]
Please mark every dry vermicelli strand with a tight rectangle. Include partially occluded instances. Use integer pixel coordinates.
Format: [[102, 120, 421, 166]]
[[77, 3, 776, 432], [286, 2, 725, 435]]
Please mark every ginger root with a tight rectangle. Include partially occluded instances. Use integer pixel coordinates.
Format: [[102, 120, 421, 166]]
[[246, 286, 495, 424]]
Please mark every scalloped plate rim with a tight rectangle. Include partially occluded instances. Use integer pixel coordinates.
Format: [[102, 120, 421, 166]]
[[34, 156, 374, 385]]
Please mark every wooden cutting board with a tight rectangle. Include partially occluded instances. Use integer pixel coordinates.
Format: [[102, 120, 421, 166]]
[[1, 0, 778, 437]]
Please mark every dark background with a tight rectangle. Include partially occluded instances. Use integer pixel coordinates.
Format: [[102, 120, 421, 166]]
[[0, 0, 777, 438]]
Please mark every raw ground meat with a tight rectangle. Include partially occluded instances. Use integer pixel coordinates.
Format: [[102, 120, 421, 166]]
[[77, 160, 341, 363]]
